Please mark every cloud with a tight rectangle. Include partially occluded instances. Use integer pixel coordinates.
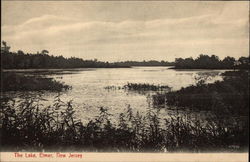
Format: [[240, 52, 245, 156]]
[[1, 11, 249, 61]]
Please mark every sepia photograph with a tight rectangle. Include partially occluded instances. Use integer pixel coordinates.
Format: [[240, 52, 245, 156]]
[[0, 0, 249, 161]]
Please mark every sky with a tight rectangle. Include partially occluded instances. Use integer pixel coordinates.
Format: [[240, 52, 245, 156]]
[[1, 1, 249, 62]]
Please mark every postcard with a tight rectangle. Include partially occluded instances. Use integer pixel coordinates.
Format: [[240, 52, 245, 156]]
[[1, 0, 249, 162]]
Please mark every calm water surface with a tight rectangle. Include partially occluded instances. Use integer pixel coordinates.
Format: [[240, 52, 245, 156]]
[[4, 67, 231, 123]]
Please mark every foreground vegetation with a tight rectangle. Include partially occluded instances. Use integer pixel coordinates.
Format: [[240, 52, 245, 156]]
[[0, 72, 71, 92], [0, 94, 248, 152]]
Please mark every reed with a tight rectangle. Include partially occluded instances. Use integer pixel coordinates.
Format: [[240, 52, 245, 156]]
[[124, 83, 171, 91], [0, 94, 248, 152], [104, 83, 171, 92]]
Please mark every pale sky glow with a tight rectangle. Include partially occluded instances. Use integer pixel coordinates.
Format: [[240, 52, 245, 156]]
[[1, 1, 249, 62]]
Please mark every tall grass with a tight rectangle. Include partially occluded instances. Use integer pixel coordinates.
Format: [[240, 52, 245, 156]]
[[0, 94, 248, 152]]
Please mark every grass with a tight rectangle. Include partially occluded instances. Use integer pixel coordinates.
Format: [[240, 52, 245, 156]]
[[152, 70, 249, 116], [0, 94, 248, 152], [0, 72, 71, 92]]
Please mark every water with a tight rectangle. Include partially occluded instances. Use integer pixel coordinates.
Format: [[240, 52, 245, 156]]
[[3, 67, 230, 123]]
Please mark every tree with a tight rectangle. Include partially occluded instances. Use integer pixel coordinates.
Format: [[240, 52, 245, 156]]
[[1, 41, 11, 52], [2, 41, 7, 47], [41, 50, 49, 55], [222, 56, 235, 68], [237, 56, 249, 69], [17, 50, 25, 55]]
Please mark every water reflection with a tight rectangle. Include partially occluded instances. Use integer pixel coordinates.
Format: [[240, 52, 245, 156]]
[[3, 67, 231, 123]]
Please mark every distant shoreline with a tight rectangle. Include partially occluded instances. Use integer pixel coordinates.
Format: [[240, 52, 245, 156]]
[[2, 65, 242, 72], [169, 67, 237, 70], [1, 65, 178, 71]]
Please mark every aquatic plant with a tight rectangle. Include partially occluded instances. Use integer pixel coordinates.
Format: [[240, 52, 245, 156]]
[[104, 83, 171, 92], [124, 83, 171, 91]]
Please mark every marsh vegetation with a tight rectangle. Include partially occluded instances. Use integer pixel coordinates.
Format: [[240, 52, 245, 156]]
[[0, 72, 71, 92], [152, 71, 249, 116], [1, 93, 248, 152], [105, 83, 171, 92]]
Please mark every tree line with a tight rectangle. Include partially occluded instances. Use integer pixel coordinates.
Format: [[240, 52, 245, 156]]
[[112, 60, 174, 66], [1, 41, 173, 69], [1, 42, 129, 69], [1, 41, 248, 69], [174, 54, 249, 69]]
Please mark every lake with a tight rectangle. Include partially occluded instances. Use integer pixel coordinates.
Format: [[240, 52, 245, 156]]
[[3, 66, 231, 123]]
